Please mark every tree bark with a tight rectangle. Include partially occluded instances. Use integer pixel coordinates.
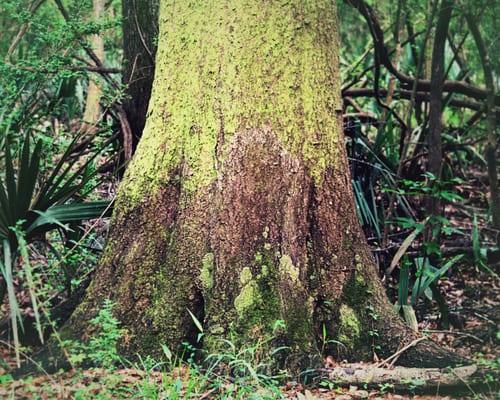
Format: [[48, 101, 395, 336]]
[[427, 0, 453, 183], [69, 0, 463, 371], [82, 0, 106, 133], [425, 0, 453, 265], [121, 0, 159, 150], [465, 13, 500, 241]]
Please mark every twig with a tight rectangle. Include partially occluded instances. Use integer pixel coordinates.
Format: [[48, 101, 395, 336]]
[[374, 336, 426, 368], [342, 87, 497, 115], [52, 0, 120, 90], [465, 12, 500, 237], [381, 1, 438, 247], [8, 64, 122, 74], [133, 0, 154, 63], [422, 329, 484, 344], [5, 0, 47, 61], [199, 387, 218, 399], [117, 107, 134, 161]]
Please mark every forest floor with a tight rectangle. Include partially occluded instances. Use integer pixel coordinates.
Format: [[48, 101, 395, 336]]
[[0, 264, 497, 399], [0, 172, 498, 399]]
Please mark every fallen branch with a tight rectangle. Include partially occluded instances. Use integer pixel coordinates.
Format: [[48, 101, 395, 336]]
[[323, 363, 495, 394]]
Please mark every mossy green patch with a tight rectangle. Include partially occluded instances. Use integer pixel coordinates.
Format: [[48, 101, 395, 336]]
[[118, 0, 343, 208], [232, 254, 281, 338], [200, 252, 215, 290], [337, 304, 361, 347], [240, 267, 253, 285], [234, 280, 260, 317], [354, 255, 366, 286], [279, 254, 300, 283]]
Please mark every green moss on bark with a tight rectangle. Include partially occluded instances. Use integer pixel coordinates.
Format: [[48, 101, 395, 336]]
[[120, 0, 343, 207], [337, 305, 361, 347], [200, 252, 215, 290], [233, 259, 280, 332], [279, 254, 300, 284]]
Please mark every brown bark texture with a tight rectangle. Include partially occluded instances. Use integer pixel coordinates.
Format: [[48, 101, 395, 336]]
[[121, 0, 159, 149], [465, 12, 500, 239], [82, 0, 106, 133]]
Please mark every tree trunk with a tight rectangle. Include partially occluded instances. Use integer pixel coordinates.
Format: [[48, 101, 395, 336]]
[[121, 0, 159, 150], [426, 0, 452, 196], [82, 0, 106, 133], [70, 0, 462, 370], [465, 13, 500, 241]]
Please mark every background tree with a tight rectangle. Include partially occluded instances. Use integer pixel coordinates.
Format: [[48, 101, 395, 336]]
[[121, 0, 159, 152], [82, 0, 106, 133]]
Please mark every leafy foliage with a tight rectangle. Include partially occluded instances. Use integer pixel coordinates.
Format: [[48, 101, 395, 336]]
[[0, 132, 112, 244]]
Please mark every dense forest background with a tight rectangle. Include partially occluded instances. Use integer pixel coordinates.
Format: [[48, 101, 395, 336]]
[[0, 0, 498, 398]]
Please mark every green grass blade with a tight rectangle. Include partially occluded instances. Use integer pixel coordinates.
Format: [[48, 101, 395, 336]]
[[4, 138, 18, 219], [0, 240, 21, 366], [387, 218, 428, 276], [0, 183, 11, 233], [402, 304, 418, 332], [16, 135, 41, 219], [398, 262, 410, 306], [15, 229, 44, 345], [34, 130, 87, 206], [36, 135, 113, 209]]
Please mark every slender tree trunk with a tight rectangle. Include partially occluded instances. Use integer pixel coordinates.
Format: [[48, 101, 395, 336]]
[[121, 0, 159, 150], [69, 0, 461, 370], [427, 0, 452, 192], [465, 13, 500, 241], [82, 0, 105, 133]]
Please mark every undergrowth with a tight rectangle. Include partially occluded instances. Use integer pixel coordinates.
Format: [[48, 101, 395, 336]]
[[2, 301, 293, 399]]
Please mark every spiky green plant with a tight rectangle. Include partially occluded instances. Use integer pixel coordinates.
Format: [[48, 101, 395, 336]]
[[0, 132, 113, 366], [0, 132, 112, 244]]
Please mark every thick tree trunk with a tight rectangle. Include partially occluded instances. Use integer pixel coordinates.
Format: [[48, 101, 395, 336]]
[[121, 0, 159, 149], [70, 0, 462, 370]]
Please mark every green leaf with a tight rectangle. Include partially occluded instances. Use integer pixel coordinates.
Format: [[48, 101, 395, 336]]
[[187, 308, 203, 333], [27, 201, 112, 233], [13, 227, 44, 345], [4, 137, 18, 219], [161, 344, 173, 362], [398, 262, 410, 306], [0, 240, 21, 366], [402, 305, 418, 332], [17, 138, 42, 215], [386, 218, 428, 276]]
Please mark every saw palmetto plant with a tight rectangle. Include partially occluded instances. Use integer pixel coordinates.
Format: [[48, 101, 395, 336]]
[[0, 131, 113, 364]]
